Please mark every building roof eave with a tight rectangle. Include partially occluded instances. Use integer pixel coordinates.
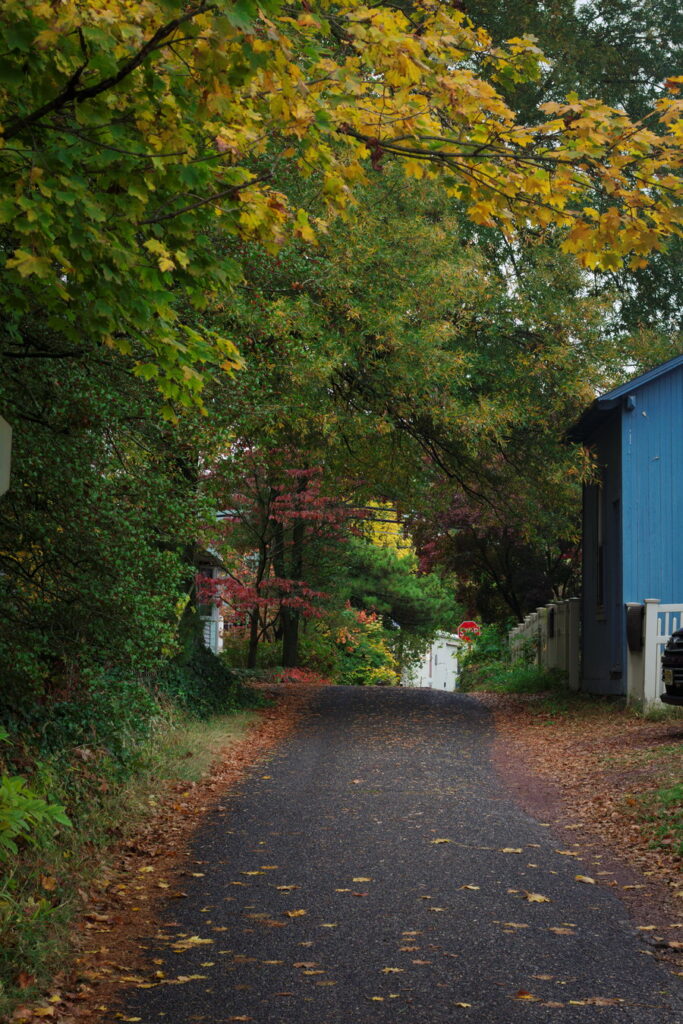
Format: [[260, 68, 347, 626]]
[[566, 352, 683, 443]]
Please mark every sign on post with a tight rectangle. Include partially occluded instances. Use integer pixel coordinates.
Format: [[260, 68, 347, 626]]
[[457, 620, 481, 643], [0, 416, 11, 496]]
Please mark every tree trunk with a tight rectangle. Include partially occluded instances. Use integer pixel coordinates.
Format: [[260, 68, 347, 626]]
[[247, 605, 260, 668], [281, 607, 300, 667], [247, 532, 270, 668]]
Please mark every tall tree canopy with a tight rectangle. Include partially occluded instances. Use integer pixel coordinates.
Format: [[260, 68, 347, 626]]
[[3, 0, 683, 415]]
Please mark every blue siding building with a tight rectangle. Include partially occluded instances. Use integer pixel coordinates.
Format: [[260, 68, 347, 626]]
[[568, 355, 683, 695]]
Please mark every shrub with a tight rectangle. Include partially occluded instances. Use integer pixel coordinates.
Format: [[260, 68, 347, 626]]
[[459, 660, 567, 694], [460, 623, 509, 667], [333, 610, 399, 687], [0, 730, 71, 862]]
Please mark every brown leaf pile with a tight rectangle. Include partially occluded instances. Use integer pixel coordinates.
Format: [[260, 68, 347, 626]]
[[477, 692, 682, 962]]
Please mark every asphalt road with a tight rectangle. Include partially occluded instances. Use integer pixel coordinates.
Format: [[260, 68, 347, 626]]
[[112, 687, 683, 1023]]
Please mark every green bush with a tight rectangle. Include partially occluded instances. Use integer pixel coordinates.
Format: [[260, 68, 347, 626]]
[[460, 623, 509, 667], [459, 660, 567, 694], [154, 639, 259, 717], [0, 775, 71, 862], [334, 611, 399, 687], [0, 730, 71, 862]]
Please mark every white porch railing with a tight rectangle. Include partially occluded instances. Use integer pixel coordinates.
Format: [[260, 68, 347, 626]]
[[200, 606, 224, 656], [626, 599, 683, 709]]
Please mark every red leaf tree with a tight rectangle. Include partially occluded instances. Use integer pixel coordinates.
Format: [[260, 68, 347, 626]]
[[199, 446, 354, 667]]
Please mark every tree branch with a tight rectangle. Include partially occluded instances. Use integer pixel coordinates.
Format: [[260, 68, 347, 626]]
[[3, 3, 216, 142]]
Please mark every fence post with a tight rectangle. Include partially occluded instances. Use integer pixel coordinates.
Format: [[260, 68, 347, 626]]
[[546, 603, 557, 669], [642, 599, 660, 710], [537, 607, 548, 667], [567, 598, 580, 691]]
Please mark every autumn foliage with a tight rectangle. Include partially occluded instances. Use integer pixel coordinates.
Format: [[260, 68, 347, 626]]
[[3, 1, 683, 413]]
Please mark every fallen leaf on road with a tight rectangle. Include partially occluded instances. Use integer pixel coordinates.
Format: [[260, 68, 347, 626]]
[[499, 848, 523, 854], [293, 962, 317, 968], [459, 885, 480, 891], [454, 1002, 471, 1008], [524, 892, 550, 903], [171, 936, 213, 951], [284, 910, 306, 918], [575, 875, 596, 884], [515, 990, 539, 1000], [555, 850, 579, 857], [276, 884, 299, 891], [430, 838, 452, 844], [352, 877, 372, 882], [549, 927, 575, 935], [429, 906, 447, 912], [381, 967, 403, 973]]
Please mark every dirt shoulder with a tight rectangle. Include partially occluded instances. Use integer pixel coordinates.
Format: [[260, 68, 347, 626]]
[[7, 684, 317, 1024], [474, 691, 683, 969]]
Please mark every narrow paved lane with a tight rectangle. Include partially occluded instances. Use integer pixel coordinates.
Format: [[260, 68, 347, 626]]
[[114, 688, 682, 1023]]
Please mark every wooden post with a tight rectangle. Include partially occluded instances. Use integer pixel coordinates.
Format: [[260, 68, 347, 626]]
[[567, 598, 580, 692], [642, 599, 660, 710], [537, 607, 548, 667]]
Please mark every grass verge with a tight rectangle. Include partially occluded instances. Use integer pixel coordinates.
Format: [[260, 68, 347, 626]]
[[0, 704, 259, 1018]]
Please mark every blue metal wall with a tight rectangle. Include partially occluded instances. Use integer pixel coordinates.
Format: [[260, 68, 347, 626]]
[[621, 367, 683, 604]]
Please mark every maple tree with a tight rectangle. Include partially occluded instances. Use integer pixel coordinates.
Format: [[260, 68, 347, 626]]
[[200, 450, 353, 667], [3, 1, 683, 415]]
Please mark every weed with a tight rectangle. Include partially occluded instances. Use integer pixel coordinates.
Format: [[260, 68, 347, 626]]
[[638, 782, 683, 857], [459, 660, 567, 695]]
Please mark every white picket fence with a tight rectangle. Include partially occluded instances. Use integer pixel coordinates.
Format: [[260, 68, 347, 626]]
[[508, 598, 580, 691], [626, 599, 683, 709]]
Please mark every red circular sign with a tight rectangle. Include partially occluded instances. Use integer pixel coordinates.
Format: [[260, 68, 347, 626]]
[[457, 620, 481, 641]]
